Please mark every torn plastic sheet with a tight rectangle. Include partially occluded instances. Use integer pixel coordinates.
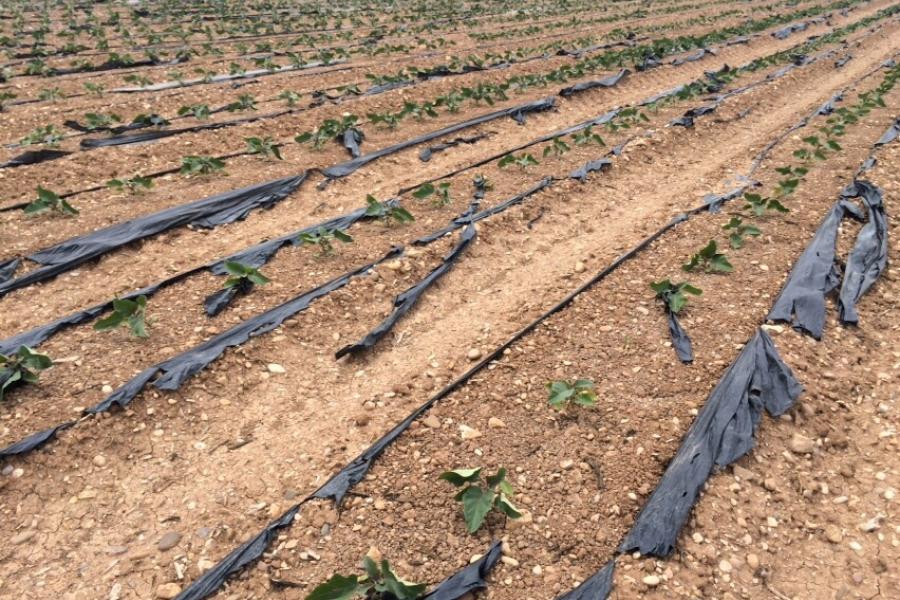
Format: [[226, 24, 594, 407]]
[[412, 178, 552, 246], [50, 53, 187, 76], [835, 54, 853, 68], [816, 92, 844, 115], [0, 258, 19, 284], [80, 110, 292, 148], [671, 103, 718, 128], [0, 148, 71, 169], [620, 329, 802, 557], [838, 181, 887, 325], [772, 21, 810, 39], [558, 69, 629, 98], [570, 158, 612, 182], [665, 308, 694, 363], [341, 127, 365, 158], [703, 186, 749, 213], [556, 558, 615, 600], [422, 541, 503, 600], [0, 174, 306, 298], [109, 60, 341, 93], [322, 97, 556, 179], [875, 118, 899, 145], [419, 133, 489, 162], [0, 421, 75, 458], [639, 85, 686, 106], [335, 211, 477, 359], [671, 47, 715, 66], [767, 190, 865, 339]]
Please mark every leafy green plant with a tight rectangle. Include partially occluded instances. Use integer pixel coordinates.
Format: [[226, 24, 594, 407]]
[[295, 115, 359, 149], [650, 279, 702, 313], [773, 176, 800, 198], [412, 181, 452, 206], [0, 346, 52, 401], [365, 195, 414, 224], [37, 87, 63, 102], [123, 73, 152, 87], [547, 379, 597, 409], [84, 112, 121, 130], [543, 136, 571, 158], [131, 113, 170, 128], [723, 217, 761, 249], [279, 90, 301, 106], [498, 152, 539, 169], [94, 295, 149, 338], [682, 240, 733, 273], [180, 155, 226, 176], [84, 82, 105, 96], [225, 94, 257, 112], [107, 175, 153, 193], [245, 136, 282, 160], [0, 91, 16, 110], [742, 192, 788, 217], [20, 124, 63, 147], [440, 467, 521, 533], [367, 110, 403, 129], [178, 104, 211, 120], [572, 125, 605, 146], [223, 261, 270, 290], [305, 557, 425, 600], [299, 227, 353, 255], [605, 107, 649, 132], [24, 187, 78, 216]]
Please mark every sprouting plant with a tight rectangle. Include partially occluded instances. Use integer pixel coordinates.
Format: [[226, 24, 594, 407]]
[[0, 91, 16, 110], [682, 240, 733, 273], [94, 295, 149, 338], [279, 90, 301, 106], [167, 70, 185, 84], [650, 279, 702, 314], [572, 125, 606, 146], [84, 81, 106, 96], [498, 152, 539, 169], [24, 187, 78, 216], [473, 174, 493, 193], [412, 181, 452, 206], [723, 217, 761, 249], [773, 176, 800, 198], [180, 155, 226, 176], [742, 192, 788, 217], [131, 113, 170, 128], [774, 165, 808, 178], [295, 115, 359, 149], [365, 195, 414, 224], [440, 467, 522, 533], [123, 73, 152, 87], [225, 94, 257, 112], [245, 136, 282, 160], [547, 379, 597, 409], [305, 557, 425, 600], [37, 87, 63, 102], [223, 261, 270, 291], [299, 227, 353, 255], [0, 346, 52, 401], [107, 175, 153, 193], [605, 107, 649, 132], [367, 110, 403, 129], [84, 112, 122, 130], [543, 136, 571, 158], [178, 104, 211, 120]]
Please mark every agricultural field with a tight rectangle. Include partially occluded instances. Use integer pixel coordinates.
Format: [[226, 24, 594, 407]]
[[0, 0, 899, 599]]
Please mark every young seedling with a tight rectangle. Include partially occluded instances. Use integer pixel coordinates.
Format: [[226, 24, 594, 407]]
[[279, 90, 301, 106], [543, 136, 571, 158], [682, 240, 733, 273], [37, 87, 63, 102], [0, 346, 52, 401], [0, 91, 17, 110], [123, 73, 151, 88], [440, 467, 522, 533], [723, 217, 761, 249], [773, 177, 800, 198], [245, 136, 282, 160], [94, 295, 149, 338], [299, 227, 353, 255], [650, 279, 702, 314], [572, 125, 605, 146], [107, 176, 153, 193], [498, 152, 539, 169], [20, 124, 63, 147], [411, 181, 452, 207], [774, 165, 808, 178], [178, 104, 211, 119], [295, 115, 359, 150], [131, 113, 170, 128], [24, 187, 78, 216], [225, 94, 257, 112], [84, 112, 122, 130], [742, 193, 788, 217], [547, 379, 597, 410], [473, 174, 493, 192], [223, 261, 270, 292], [305, 557, 425, 600], [180, 155, 226, 176], [365, 195, 414, 224], [605, 107, 649, 132]]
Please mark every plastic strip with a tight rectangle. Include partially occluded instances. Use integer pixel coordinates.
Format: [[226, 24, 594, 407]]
[[0, 422, 76, 458], [558, 69, 629, 98], [109, 61, 341, 93], [422, 541, 503, 600], [838, 181, 887, 325], [0, 258, 20, 284], [619, 329, 802, 557], [0, 149, 71, 169], [875, 117, 899, 145], [666, 308, 694, 363], [419, 133, 489, 162], [569, 158, 612, 182], [556, 558, 616, 600]]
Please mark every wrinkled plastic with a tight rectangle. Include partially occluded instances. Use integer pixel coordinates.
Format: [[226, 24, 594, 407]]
[[0, 175, 306, 298], [671, 103, 717, 127], [419, 133, 489, 162], [336, 210, 477, 359], [0, 149, 70, 169], [322, 97, 556, 178], [569, 158, 612, 182], [835, 54, 852, 68], [767, 191, 864, 339], [875, 118, 899, 146], [556, 558, 615, 600], [838, 181, 887, 325], [0, 258, 19, 284], [666, 308, 694, 363], [639, 85, 686, 106], [671, 48, 715, 66], [772, 21, 809, 39], [703, 186, 748, 213], [0, 421, 75, 458], [341, 127, 365, 158], [620, 329, 801, 557], [558, 69, 628, 98], [423, 541, 502, 600]]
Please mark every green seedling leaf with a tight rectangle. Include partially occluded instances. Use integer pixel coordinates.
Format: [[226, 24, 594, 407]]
[[304, 574, 368, 600], [440, 468, 483, 486], [0, 346, 52, 401], [460, 485, 494, 533], [94, 295, 149, 338]]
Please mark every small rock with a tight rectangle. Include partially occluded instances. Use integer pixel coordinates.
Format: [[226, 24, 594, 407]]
[[373, 499, 386, 510], [92, 455, 107, 467], [560, 459, 574, 470], [733, 465, 756, 481], [508, 511, 533, 529], [789, 433, 815, 454], [501, 556, 520, 567], [101, 384, 113, 394], [459, 425, 482, 440], [488, 417, 506, 429], [156, 583, 181, 599], [467, 348, 482, 361], [824, 524, 843, 543], [719, 559, 733, 573], [575, 261, 586, 273], [423, 415, 441, 429], [11, 530, 35, 545], [532, 565, 543, 576], [747, 553, 759, 570], [157, 531, 182, 551], [366, 546, 382, 563], [267, 363, 286, 374], [643, 575, 660, 586]]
